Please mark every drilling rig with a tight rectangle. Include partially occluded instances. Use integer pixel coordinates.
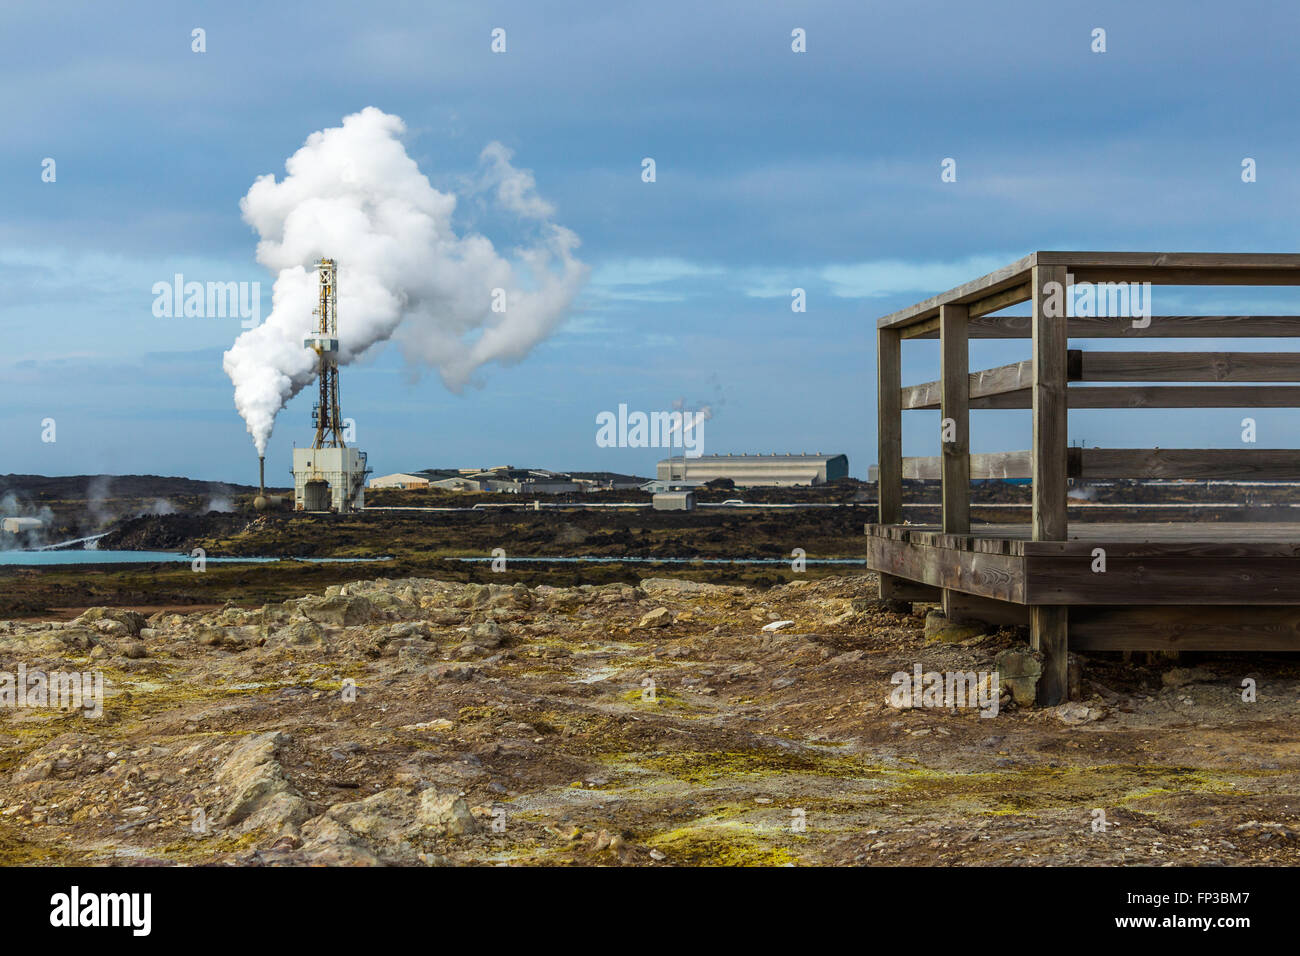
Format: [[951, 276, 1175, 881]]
[[288, 258, 370, 512]]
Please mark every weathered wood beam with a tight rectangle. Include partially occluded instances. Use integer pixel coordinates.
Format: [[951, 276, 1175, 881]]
[[1070, 606, 1300, 651], [944, 591, 1030, 627], [1076, 448, 1300, 481], [1079, 351, 1300, 382], [940, 303, 970, 536], [1031, 606, 1068, 705], [967, 282, 1031, 318], [902, 451, 1033, 480], [1068, 268, 1300, 286], [879, 575, 941, 603], [1032, 264, 1069, 542], [909, 384, 1300, 411], [864, 534, 1026, 603], [901, 360, 1034, 409], [877, 327, 903, 525], [878, 255, 1036, 331], [1027, 555, 1300, 605], [1069, 385, 1300, 408], [1036, 251, 1300, 286], [909, 315, 1300, 339]]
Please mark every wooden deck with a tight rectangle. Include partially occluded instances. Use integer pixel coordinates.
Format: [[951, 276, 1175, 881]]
[[866, 521, 1300, 652], [870, 252, 1300, 704]]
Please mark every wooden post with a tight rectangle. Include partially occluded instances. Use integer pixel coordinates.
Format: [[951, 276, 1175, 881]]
[[1032, 265, 1069, 540], [939, 303, 969, 621], [877, 326, 902, 525], [877, 325, 907, 602], [939, 303, 970, 535], [1031, 264, 1069, 704]]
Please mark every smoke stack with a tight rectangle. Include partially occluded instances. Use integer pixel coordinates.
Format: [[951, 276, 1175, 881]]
[[259, 455, 266, 498]]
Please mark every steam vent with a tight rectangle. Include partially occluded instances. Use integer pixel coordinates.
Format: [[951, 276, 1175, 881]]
[[291, 258, 370, 512]]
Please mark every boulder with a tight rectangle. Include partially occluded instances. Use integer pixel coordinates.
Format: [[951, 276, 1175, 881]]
[[302, 595, 373, 627], [216, 731, 311, 833], [995, 647, 1043, 707], [469, 621, 504, 647], [637, 607, 674, 629], [417, 789, 479, 836], [77, 607, 146, 636]]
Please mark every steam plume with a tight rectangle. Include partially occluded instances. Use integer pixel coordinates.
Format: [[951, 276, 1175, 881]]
[[223, 107, 588, 455]]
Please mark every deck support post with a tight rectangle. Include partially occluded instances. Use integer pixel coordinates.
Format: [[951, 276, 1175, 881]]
[[877, 325, 906, 600], [878, 325, 902, 525], [1031, 264, 1070, 704], [939, 303, 970, 619], [1031, 606, 1069, 705], [939, 303, 970, 534]]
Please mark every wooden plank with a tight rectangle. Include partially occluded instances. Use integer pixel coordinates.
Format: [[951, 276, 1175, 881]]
[[1078, 448, 1300, 480], [887, 521, 1300, 545], [1070, 268, 1300, 286], [877, 327, 902, 525], [879, 575, 941, 602], [1036, 251, 1300, 286], [944, 591, 1030, 627], [864, 535, 1026, 603], [1037, 251, 1300, 270], [940, 303, 970, 535], [900, 317, 939, 340], [1070, 606, 1300, 651], [1026, 554, 1300, 605], [967, 282, 1031, 319], [1031, 606, 1069, 706], [902, 451, 1033, 480], [1067, 386, 1300, 408], [877, 254, 1036, 331], [915, 384, 1300, 410], [1080, 351, 1300, 382], [899, 283, 1032, 339], [908, 315, 1300, 339], [880, 252, 1300, 335], [901, 360, 1033, 409], [1032, 264, 1069, 541], [1024, 538, 1300, 558], [919, 385, 1300, 410], [876, 521, 1300, 544]]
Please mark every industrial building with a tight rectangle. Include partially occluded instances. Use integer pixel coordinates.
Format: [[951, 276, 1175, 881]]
[[1, 516, 44, 535], [369, 473, 432, 490], [652, 490, 695, 511], [656, 453, 849, 488], [394, 466, 647, 494], [287, 259, 370, 512]]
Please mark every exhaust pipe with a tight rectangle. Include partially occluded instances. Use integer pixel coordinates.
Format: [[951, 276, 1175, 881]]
[[253, 455, 286, 510]]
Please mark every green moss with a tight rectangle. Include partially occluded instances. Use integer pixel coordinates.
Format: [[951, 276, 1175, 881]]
[[646, 820, 800, 866]]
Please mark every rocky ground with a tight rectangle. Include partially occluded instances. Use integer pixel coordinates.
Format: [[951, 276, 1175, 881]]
[[2, 573, 1299, 866]]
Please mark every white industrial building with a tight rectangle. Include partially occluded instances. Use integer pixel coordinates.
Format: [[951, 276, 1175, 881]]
[[1, 516, 44, 534], [656, 453, 849, 487], [369, 473, 431, 490], [293, 447, 370, 512]]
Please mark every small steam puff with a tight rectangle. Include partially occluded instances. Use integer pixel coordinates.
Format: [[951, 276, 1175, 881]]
[[223, 107, 588, 455]]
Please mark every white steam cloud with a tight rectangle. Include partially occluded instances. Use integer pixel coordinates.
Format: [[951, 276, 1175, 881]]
[[223, 107, 588, 455]]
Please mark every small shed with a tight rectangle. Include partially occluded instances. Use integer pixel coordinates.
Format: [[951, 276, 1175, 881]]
[[652, 490, 696, 511]]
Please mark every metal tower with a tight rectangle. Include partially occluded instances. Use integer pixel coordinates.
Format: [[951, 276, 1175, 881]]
[[307, 258, 345, 448]]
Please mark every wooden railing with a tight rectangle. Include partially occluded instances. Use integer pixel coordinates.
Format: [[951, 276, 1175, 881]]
[[877, 252, 1300, 542]]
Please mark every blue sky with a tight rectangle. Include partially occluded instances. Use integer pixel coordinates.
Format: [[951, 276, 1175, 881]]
[[3, 0, 1298, 485]]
